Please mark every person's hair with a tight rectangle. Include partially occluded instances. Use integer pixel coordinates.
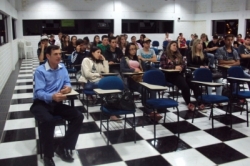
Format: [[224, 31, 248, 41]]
[[50, 34, 54, 37], [71, 35, 77, 41], [179, 33, 183, 36], [224, 34, 234, 40], [61, 34, 70, 47], [118, 35, 127, 49], [165, 41, 183, 64], [92, 35, 100, 46], [125, 43, 138, 61], [101, 35, 108, 41], [108, 37, 116, 43], [245, 35, 250, 40], [213, 35, 218, 39], [191, 39, 204, 60], [200, 33, 206, 39], [108, 32, 113, 38], [238, 34, 242, 38], [83, 37, 89, 44], [76, 39, 84, 46], [88, 46, 102, 63], [46, 45, 60, 55], [131, 36, 136, 40], [140, 34, 146, 39]]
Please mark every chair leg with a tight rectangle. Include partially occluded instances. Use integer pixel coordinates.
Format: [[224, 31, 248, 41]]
[[153, 112, 156, 146], [124, 114, 127, 132], [100, 112, 103, 134], [86, 95, 89, 119], [133, 113, 136, 143], [246, 100, 249, 127], [107, 116, 110, 145], [211, 105, 214, 129], [176, 107, 180, 138]]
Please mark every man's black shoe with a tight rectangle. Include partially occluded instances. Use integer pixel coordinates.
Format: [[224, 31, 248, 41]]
[[55, 146, 74, 163], [44, 157, 55, 166]]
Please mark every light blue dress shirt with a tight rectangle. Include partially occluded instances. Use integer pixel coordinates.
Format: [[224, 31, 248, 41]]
[[34, 61, 71, 103]]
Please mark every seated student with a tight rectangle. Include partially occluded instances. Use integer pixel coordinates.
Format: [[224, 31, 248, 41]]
[[67, 36, 77, 54], [91, 35, 101, 47], [49, 34, 55, 45], [131, 36, 142, 50], [83, 36, 91, 51], [120, 43, 161, 121], [37, 36, 49, 65], [79, 46, 120, 122], [165, 32, 171, 42], [97, 35, 109, 54], [137, 38, 157, 70], [136, 34, 146, 48], [61, 34, 70, 52], [30, 45, 83, 166], [177, 33, 188, 57], [71, 39, 88, 71], [160, 41, 195, 111], [55, 32, 62, 48], [187, 39, 223, 108], [118, 35, 127, 55], [104, 37, 123, 74], [239, 35, 250, 69], [201, 33, 215, 69], [207, 35, 220, 55]]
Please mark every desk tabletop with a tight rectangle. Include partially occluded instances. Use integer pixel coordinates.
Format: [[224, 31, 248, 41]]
[[139, 82, 168, 90], [227, 77, 250, 82], [122, 72, 144, 75], [191, 81, 223, 86], [188, 66, 198, 70], [217, 65, 231, 69], [100, 73, 119, 76], [65, 89, 79, 96], [61, 51, 68, 53], [160, 69, 181, 72], [65, 54, 71, 56], [109, 63, 120, 66], [94, 88, 122, 94]]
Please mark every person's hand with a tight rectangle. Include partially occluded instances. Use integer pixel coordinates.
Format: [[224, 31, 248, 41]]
[[76, 45, 80, 52], [52, 93, 67, 102], [109, 61, 114, 64], [175, 66, 182, 71], [99, 54, 105, 60], [205, 66, 209, 68], [134, 68, 141, 73], [200, 66, 205, 68], [60, 86, 71, 94], [41, 43, 45, 49]]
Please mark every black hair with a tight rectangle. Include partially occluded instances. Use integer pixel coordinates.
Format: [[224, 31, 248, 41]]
[[109, 36, 116, 43], [83, 37, 89, 44], [88, 46, 102, 63], [124, 43, 138, 61], [46, 45, 60, 55], [245, 35, 250, 40], [76, 39, 85, 45], [71, 35, 77, 41], [140, 34, 146, 38], [92, 35, 100, 46], [108, 32, 113, 38], [101, 35, 108, 41], [131, 36, 136, 39], [224, 34, 234, 40], [179, 33, 183, 36]]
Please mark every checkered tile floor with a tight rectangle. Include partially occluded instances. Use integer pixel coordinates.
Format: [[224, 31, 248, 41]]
[[1, 58, 250, 166]]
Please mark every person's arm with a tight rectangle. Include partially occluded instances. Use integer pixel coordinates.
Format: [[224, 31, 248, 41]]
[[38, 46, 45, 62], [120, 57, 135, 72], [102, 60, 110, 73], [239, 45, 250, 59], [160, 54, 175, 69]]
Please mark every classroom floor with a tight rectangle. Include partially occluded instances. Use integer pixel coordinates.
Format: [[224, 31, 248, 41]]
[[0, 58, 250, 166]]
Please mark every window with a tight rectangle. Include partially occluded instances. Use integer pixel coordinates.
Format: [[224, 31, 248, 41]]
[[23, 19, 114, 36], [0, 13, 8, 45], [122, 20, 174, 33], [212, 20, 238, 36], [246, 19, 250, 37], [12, 18, 16, 40]]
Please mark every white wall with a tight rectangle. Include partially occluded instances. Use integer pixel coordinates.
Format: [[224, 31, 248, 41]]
[[0, 0, 18, 93], [16, 0, 196, 53]]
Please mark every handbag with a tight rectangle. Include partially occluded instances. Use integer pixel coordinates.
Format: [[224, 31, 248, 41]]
[[103, 90, 136, 111], [211, 69, 222, 79], [131, 74, 143, 82]]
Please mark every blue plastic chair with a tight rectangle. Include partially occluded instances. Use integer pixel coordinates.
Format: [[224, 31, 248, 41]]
[[163, 41, 169, 51], [142, 70, 180, 141], [192, 68, 231, 128], [152, 41, 160, 47], [227, 66, 249, 127], [82, 88, 97, 119], [97, 76, 136, 145], [65, 55, 77, 76]]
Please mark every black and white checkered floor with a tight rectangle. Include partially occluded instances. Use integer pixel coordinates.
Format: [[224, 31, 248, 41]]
[[1, 58, 250, 166]]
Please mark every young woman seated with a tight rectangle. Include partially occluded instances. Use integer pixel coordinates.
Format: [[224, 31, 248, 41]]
[[187, 39, 223, 107], [79, 46, 120, 121], [120, 43, 162, 121], [160, 41, 195, 111]]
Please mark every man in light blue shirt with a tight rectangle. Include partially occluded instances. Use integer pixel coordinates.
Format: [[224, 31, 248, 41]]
[[30, 45, 83, 166]]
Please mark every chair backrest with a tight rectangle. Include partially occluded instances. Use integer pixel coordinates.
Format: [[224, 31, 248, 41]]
[[98, 76, 124, 90], [162, 41, 169, 51], [143, 70, 166, 86], [228, 66, 245, 78], [193, 68, 212, 82], [26, 41, 32, 46], [152, 41, 159, 47], [186, 40, 190, 46], [151, 47, 159, 55]]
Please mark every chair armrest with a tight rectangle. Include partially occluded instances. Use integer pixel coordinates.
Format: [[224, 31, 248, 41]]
[[94, 88, 122, 95], [187, 66, 198, 70], [191, 81, 223, 87], [65, 89, 79, 96], [139, 82, 168, 90]]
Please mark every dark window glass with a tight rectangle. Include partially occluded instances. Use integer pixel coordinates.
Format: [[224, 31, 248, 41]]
[[246, 19, 250, 37], [122, 20, 174, 33], [212, 20, 238, 36], [23, 19, 114, 36], [0, 13, 8, 45], [12, 18, 16, 40]]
